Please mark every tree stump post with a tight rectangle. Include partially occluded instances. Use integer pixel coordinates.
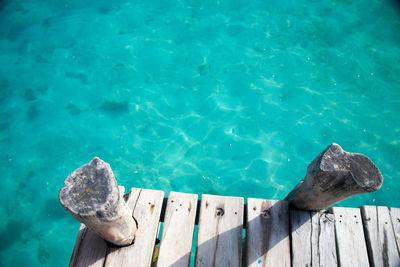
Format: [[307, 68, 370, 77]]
[[59, 157, 137, 246], [285, 143, 383, 211]]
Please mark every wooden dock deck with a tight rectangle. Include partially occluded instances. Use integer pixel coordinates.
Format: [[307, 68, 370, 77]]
[[69, 188, 400, 267]]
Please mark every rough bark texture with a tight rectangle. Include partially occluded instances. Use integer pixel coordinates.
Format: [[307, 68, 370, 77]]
[[59, 157, 137, 246], [285, 143, 383, 210]]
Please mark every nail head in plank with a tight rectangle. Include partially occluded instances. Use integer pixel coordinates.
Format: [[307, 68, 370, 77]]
[[331, 207, 369, 267], [360, 206, 400, 267], [105, 188, 164, 267], [195, 194, 244, 267], [157, 192, 198, 267], [389, 207, 400, 256], [247, 199, 290, 267]]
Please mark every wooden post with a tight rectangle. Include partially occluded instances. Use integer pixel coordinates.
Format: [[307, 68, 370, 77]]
[[285, 143, 383, 211], [59, 157, 137, 246]]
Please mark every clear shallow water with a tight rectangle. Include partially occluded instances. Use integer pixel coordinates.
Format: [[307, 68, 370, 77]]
[[1, 0, 400, 265]]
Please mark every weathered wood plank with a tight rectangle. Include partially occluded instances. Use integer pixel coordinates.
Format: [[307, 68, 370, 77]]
[[157, 192, 198, 267], [331, 207, 369, 267], [290, 210, 312, 266], [314, 211, 337, 267], [360, 206, 400, 267], [69, 224, 108, 267], [290, 210, 337, 267], [389, 208, 400, 259], [247, 199, 290, 267], [195, 194, 244, 267], [104, 188, 164, 267]]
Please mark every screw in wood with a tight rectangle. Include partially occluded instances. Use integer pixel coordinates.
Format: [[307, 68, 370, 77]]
[[216, 208, 224, 216], [261, 210, 270, 218]]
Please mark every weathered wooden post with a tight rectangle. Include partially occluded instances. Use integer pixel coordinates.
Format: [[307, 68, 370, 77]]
[[59, 157, 137, 246], [285, 143, 383, 210]]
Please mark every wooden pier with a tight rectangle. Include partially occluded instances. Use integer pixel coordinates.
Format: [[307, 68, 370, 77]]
[[69, 188, 400, 267], [60, 144, 399, 266]]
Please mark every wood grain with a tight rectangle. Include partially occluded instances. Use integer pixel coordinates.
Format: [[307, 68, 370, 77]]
[[290, 210, 337, 267], [247, 199, 290, 267], [157, 192, 198, 267], [69, 186, 128, 267], [389, 208, 400, 260], [290, 210, 312, 266], [361, 206, 400, 267], [315, 212, 337, 267], [104, 188, 164, 267], [69, 224, 108, 267], [285, 144, 383, 211], [331, 207, 369, 267], [195, 194, 244, 267]]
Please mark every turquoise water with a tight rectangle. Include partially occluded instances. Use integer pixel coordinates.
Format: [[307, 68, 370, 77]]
[[1, 0, 400, 265]]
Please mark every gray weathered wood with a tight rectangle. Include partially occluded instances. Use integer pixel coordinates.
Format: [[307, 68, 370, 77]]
[[247, 199, 290, 267], [195, 194, 244, 267], [69, 186, 127, 267], [69, 224, 108, 267], [311, 212, 321, 267], [290, 210, 337, 267], [360, 206, 400, 267], [290, 210, 312, 266], [285, 143, 383, 210], [60, 157, 137, 246], [157, 192, 198, 267], [331, 207, 369, 267], [389, 208, 400, 259], [104, 188, 164, 267], [315, 212, 337, 266]]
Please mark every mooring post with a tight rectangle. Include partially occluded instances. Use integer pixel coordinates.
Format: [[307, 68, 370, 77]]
[[59, 157, 137, 246], [285, 143, 383, 211]]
